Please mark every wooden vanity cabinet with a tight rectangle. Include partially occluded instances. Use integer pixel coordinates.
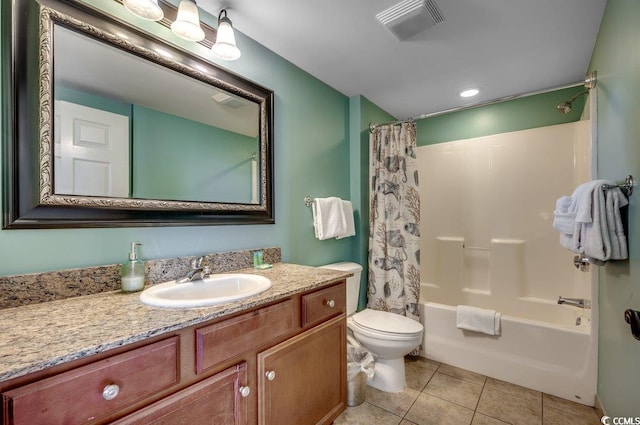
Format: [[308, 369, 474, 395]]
[[0, 280, 347, 425], [258, 316, 346, 425]]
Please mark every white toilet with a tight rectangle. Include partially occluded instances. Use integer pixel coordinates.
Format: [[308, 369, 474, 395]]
[[320, 262, 424, 392]]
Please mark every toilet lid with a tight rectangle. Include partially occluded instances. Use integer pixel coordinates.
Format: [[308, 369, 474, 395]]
[[352, 309, 423, 335]]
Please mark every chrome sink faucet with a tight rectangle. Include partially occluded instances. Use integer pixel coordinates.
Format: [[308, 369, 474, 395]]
[[557, 296, 591, 309], [177, 256, 211, 283]]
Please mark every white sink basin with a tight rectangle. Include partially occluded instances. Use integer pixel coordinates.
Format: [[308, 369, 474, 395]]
[[140, 273, 272, 308]]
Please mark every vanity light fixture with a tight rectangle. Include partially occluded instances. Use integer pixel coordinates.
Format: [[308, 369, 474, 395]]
[[212, 9, 241, 61], [123, 0, 164, 21], [171, 0, 205, 42], [459, 88, 481, 98]]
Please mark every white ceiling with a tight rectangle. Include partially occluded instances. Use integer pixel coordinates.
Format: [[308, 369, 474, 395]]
[[199, 0, 607, 119]]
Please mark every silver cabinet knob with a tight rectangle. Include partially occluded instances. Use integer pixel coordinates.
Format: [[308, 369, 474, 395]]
[[239, 386, 251, 398], [102, 384, 120, 401], [326, 299, 336, 308], [265, 370, 276, 381]]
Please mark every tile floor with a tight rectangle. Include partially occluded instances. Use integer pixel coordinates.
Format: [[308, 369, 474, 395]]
[[335, 356, 602, 425]]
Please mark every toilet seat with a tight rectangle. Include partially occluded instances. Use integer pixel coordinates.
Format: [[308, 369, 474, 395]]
[[351, 309, 423, 338]]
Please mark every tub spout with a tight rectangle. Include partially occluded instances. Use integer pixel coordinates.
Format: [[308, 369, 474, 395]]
[[557, 297, 591, 309]]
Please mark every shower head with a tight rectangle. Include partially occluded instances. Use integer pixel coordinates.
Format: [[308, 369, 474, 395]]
[[556, 90, 589, 114], [556, 100, 573, 114], [555, 71, 597, 114]]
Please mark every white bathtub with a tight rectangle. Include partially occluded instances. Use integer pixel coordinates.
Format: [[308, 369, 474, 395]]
[[419, 301, 598, 406]]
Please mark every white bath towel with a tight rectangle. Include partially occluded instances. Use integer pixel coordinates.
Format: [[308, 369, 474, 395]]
[[554, 180, 628, 261], [606, 188, 629, 260], [336, 200, 356, 239], [312, 197, 347, 240], [456, 305, 501, 336], [581, 182, 610, 261]]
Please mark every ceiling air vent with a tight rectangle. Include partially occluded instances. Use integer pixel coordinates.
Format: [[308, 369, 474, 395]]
[[212, 91, 245, 109], [376, 0, 444, 40]]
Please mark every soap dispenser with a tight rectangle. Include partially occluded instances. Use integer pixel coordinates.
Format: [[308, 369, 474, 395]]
[[121, 242, 145, 292]]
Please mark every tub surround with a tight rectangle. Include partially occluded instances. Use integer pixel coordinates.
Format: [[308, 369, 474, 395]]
[[0, 262, 350, 383], [0, 247, 282, 309]]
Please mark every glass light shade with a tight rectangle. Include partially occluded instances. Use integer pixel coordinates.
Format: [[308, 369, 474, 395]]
[[212, 20, 241, 61], [171, 0, 205, 42], [123, 0, 164, 21]]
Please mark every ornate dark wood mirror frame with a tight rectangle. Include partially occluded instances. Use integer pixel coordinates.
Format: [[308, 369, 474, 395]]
[[1, 0, 274, 228]]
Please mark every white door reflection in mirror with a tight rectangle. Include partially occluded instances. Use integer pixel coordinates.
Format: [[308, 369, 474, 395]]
[[54, 101, 130, 197]]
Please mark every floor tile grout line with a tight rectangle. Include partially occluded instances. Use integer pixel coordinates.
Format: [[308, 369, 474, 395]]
[[398, 366, 438, 423]]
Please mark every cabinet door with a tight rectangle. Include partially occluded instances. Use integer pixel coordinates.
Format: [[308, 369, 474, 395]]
[[258, 316, 346, 425], [113, 363, 249, 425]]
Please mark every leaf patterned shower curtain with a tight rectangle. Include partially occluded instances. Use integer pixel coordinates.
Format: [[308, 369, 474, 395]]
[[368, 122, 421, 325]]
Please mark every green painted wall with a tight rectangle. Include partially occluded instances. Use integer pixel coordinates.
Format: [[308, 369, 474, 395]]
[[0, 1, 352, 275], [349, 95, 394, 310], [416, 86, 587, 146], [588, 0, 640, 417], [132, 105, 256, 203]]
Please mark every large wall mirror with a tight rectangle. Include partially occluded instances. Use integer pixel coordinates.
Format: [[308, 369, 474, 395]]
[[2, 0, 274, 228]]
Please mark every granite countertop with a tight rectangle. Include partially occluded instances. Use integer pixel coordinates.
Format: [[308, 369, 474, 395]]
[[0, 263, 351, 383]]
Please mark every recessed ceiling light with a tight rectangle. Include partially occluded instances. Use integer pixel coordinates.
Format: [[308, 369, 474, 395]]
[[459, 88, 480, 98]]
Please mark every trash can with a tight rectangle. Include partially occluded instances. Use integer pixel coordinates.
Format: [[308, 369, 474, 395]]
[[346, 344, 375, 407]]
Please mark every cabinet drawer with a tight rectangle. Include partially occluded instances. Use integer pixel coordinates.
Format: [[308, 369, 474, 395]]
[[2, 336, 179, 425], [113, 362, 248, 425], [301, 282, 346, 328], [196, 299, 296, 374]]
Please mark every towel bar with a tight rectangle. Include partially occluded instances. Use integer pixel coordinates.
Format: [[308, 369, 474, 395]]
[[304, 196, 314, 207], [601, 175, 634, 196]]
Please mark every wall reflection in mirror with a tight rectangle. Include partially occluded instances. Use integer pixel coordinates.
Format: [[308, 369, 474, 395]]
[[53, 24, 260, 205]]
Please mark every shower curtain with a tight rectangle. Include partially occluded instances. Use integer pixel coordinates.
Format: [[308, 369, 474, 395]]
[[368, 122, 421, 325]]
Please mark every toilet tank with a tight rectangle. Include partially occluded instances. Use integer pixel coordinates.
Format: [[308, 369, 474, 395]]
[[319, 262, 363, 315]]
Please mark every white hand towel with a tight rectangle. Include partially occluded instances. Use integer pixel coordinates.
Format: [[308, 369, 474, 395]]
[[552, 195, 575, 234], [312, 197, 347, 240], [336, 200, 356, 239], [552, 181, 593, 234], [456, 305, 501, 336]]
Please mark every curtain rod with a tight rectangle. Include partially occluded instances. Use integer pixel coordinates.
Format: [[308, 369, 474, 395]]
[[369, 80, 584, 133]]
